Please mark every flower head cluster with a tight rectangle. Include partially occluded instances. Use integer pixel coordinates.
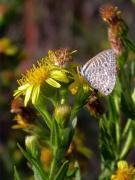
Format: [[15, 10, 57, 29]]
[[100, 4, 126, 55], [111, 160, 135, 180], [14, 59, 69, 106], [100, 4, 121, 25], [0, 38, 17, 55], [47, 48, 75, 67]]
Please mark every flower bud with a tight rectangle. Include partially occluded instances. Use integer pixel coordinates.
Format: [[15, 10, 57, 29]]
[[25, 136, 39, 158], [54, 104, 71, 127]]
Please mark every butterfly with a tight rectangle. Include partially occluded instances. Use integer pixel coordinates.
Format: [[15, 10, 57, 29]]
[[80, 49, 116, 95]]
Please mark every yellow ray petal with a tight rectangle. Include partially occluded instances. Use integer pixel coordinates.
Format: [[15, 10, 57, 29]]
[[50, 70, 69, 83], [18, 83, 30, 90], [46, 78, 61, 88], [24, 85, 33, 106], [32, 85, 40, 104]]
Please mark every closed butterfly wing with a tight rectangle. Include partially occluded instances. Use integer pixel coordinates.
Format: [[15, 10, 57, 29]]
[[81, 49, 116, 95]]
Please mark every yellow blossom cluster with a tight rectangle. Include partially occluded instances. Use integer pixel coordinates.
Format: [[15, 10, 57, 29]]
[[111, 161, 135, 180]]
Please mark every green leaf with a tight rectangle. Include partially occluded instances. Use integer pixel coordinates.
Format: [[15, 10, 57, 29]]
[[122, 119, 132, 139], [67, 169, 76, 178], [17, 144, 48, 180], [120, 130, 134, 159], [99, 168, 112, 180], [14, 166, 21, 180], [121, 93, 135, 119], [54, 160, 69, 180], [123, 37, 135, 54], [50, 119, 60, 147], [67, 162, 83, 178], [74, 161, 81, 180], [118, 58, 135, 119], [108, 95, 119, 122], [61, 127, 73, 149], [99, 118, 117, 162], [33, 165, 47, 180], [35, 98, 52, 129]]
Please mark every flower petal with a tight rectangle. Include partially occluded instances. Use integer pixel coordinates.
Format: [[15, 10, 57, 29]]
[[24, 85, 33, 106], [32, 85, 40, 104], [18, 83, 30, 90], [50, 70, 69, 83], [13, 89, 23, 97], [46, 78, 61, 88]]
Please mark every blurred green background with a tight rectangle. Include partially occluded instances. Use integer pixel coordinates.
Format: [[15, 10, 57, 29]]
[[0, 0, 135, 179]]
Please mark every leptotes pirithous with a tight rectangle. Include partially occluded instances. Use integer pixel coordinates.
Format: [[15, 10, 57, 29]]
[[80, 49, 116, 95]]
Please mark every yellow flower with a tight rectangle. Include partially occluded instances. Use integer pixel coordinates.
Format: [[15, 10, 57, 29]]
[[111, 160, 135, 180], [69, 67, 91, 95], [0, 38, 17, 55], [14, 60, 69, 106]]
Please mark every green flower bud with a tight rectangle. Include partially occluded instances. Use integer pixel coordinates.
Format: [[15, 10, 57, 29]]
[[25, 136, 39, 158], [54, 104, 71, 127]]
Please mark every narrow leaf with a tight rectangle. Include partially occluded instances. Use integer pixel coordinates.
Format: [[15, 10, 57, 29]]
[[74, 161, 81, 180], [17, 144, 48, 180], [50, 119, 60, 147], [54, 160, 69, 180], [14, 166, 21, 180]]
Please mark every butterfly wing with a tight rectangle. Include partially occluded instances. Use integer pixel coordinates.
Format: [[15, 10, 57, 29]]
[[81, 49, 116, 95]]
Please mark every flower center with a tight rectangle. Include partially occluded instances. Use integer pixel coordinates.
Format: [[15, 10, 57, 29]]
[[18, 62, 49, 86], [116, 169, 134, 180]]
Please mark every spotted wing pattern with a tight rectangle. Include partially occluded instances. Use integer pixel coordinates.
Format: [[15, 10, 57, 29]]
[[80, 49, 116, 95]]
